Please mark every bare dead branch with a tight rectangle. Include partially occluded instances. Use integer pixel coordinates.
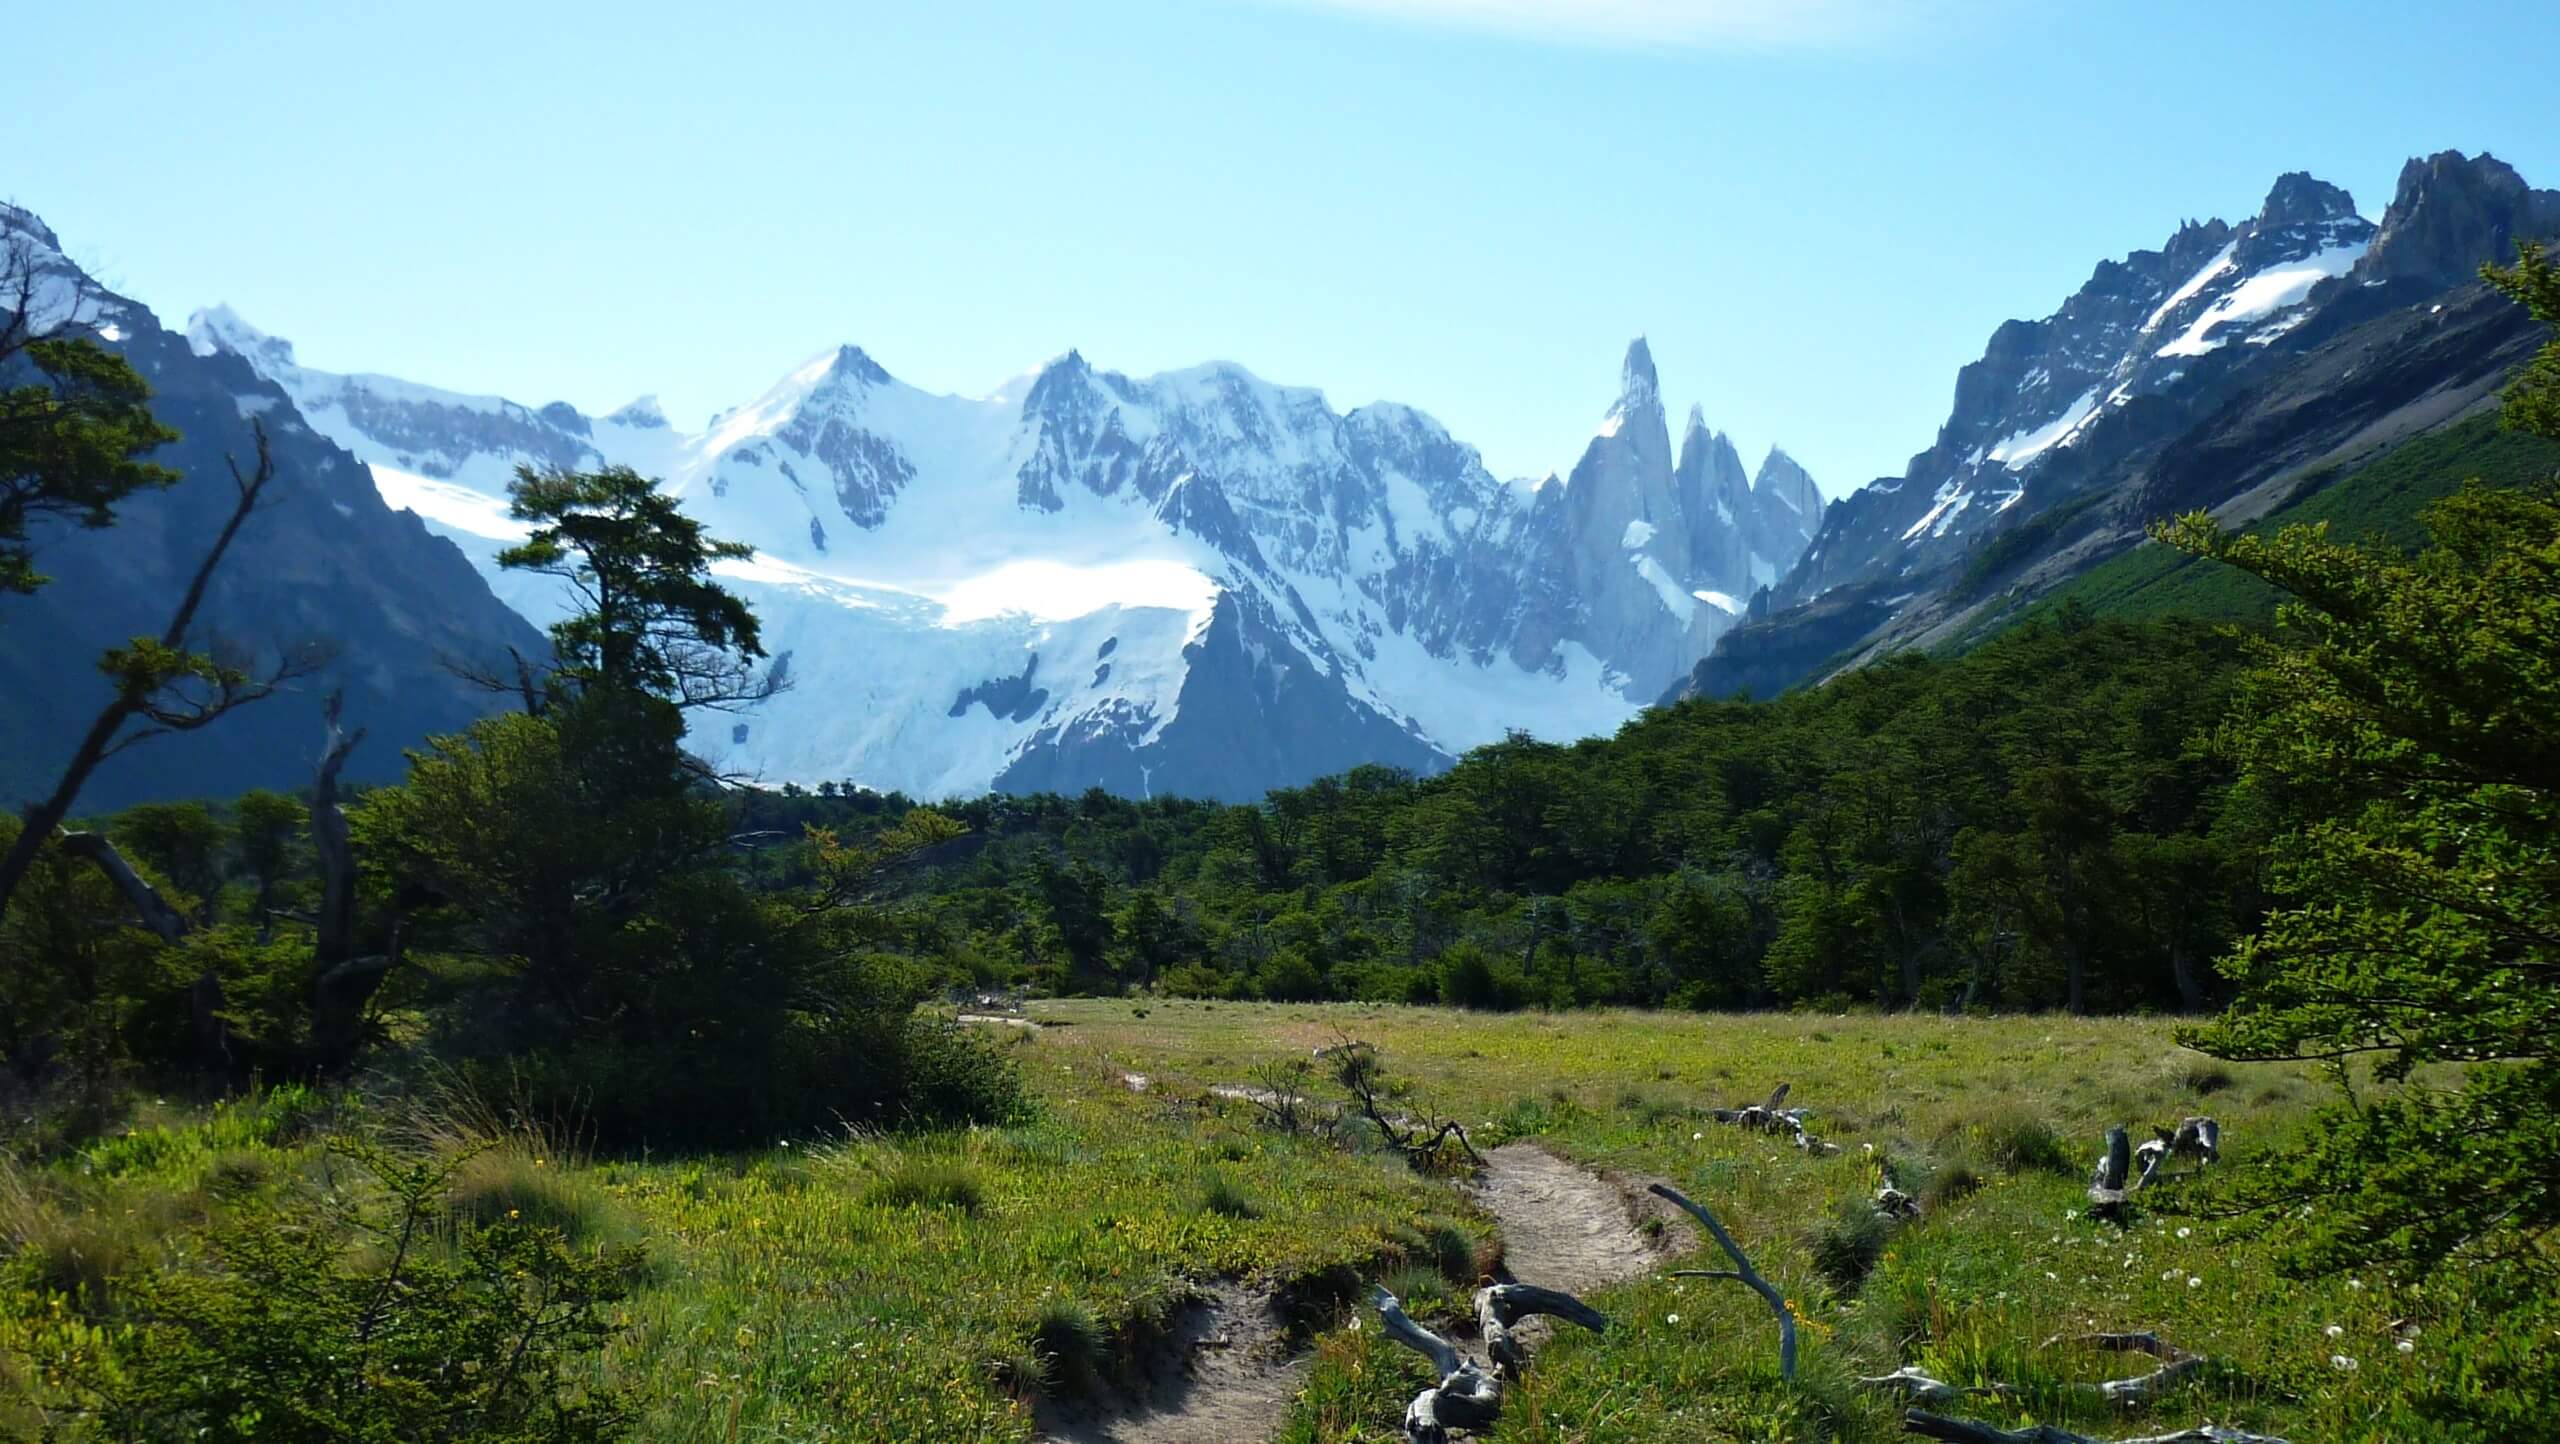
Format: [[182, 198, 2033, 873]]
[[1649, 1182, 1797, 1380]]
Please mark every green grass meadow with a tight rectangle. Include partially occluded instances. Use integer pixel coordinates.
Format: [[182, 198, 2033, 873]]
[[4, 1002, 2529, 1441]]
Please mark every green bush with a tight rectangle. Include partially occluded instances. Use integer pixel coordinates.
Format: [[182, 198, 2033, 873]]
[[1969, 1108, 2075, 1176], [7, 1141, 639, 1442], [1808, 1196, 1891, 1292]]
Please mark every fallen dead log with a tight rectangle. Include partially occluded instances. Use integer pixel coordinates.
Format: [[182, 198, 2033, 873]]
[[1902, 1410, 2285, 1443], [1369, 1281, 1606, 1444], [1865, 1330, 2206, 1411], [1859, 1365, 2012, 1405], [2059, 1330, 2205, 1404], [2137, 1118, 2221, 1188], [1876, 1156, 1923, 1220], [1648, 1182, 1798, 1381], [1703, 1081, 1842, 1155]]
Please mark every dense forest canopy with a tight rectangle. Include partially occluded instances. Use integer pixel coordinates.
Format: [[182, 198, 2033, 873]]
[[733, 616, 2257, 1016]]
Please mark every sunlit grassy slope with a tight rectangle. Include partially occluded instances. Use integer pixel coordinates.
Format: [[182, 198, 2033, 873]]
[[10, 1002, 2529, 1441], [1986, 410, 2560, 637]]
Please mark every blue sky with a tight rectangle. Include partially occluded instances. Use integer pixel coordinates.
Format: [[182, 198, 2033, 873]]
[[10, 1, 2557, 495]]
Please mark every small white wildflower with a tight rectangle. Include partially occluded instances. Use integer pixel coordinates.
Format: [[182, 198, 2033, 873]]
[[2175, 1226, 2192, 1239], [1350, 1316, 1362, 1332], [2397, 1339, 2415, 1354], [1666, 1313, 1681, 1325], [2346, 1278, 2365, 1291], [2325, 1324, 2345, 1338], [2045, 1271, 2059, 1282], [2161, 1269, 2179, 1282], [1692, 1132, 1704, 1141], [2188, 1276, 2202, 1289], [2332, 1354, 2358, 1372]]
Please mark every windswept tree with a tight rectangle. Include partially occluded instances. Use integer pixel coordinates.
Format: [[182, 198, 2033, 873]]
[[2163, 241, 2560, 1285], [498, 463, 777, 710]]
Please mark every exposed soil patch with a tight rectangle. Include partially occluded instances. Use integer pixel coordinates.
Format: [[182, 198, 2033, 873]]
[[960, 1013, 1042, 1030], [1034, 1281, 1305, 1444], [1472, 1142, 1687, 1296]]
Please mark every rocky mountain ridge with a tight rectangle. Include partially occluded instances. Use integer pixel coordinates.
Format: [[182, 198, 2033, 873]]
[[1681, 149, 2560, 701]]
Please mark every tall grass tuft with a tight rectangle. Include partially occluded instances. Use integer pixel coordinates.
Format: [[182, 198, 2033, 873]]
[[1199, 1167, 1261, 1219], [1377, 1262, 1460, 1323], [863, 1156, 988, 1213], [1031, 1295, 1105, 1395], [1808, 1197, 1891, 1292], [1968, 1106, 2076, 1176]]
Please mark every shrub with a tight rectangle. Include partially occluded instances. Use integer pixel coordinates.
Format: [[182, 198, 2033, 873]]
[[1808, 1197, 1891, 1292], [9, 1141, 639, 1441], [1377, 1263, 1460, 1323], [2177, 1059, 2237, 1096], [1920, 1159, 1986, 1214], [1418, 1219, 1479, 1283], [1435, 943, 1528, 1012], [448, 1145, 619, 1244]]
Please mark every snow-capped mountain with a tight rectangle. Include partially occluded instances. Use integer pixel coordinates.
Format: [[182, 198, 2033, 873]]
[[1682, 150, 2560, 702], [1784, 172, 2378, 601], [184, 313, 1822, 801]]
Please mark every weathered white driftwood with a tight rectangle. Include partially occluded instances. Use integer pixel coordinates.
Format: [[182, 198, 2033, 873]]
[[1859, 1365, 2013, 1405], [1865, 1331, 2204, 1411], [1648, 1182, 1798, 1381], [2063, 1330, 2205, 1404], [1902, 1411, 2285, 1443], [1369, 1281, 1607, 1444], [1704, 1081, 1842, 1155]]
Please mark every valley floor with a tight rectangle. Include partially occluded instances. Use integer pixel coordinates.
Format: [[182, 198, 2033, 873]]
[[5, 1004, 2491, 1442]]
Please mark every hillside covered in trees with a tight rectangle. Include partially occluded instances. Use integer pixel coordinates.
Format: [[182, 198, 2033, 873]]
[[769, 616, 2255, 1015]]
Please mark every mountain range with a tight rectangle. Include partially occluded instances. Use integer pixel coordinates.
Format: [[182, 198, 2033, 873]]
[[6, 148, 2553, 810], [172, 313, 1821, 802], [5, 206, 1819, 805]]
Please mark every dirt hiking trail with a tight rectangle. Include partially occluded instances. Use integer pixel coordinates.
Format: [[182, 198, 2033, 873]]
[[1035, 1132, 1680, 1442]]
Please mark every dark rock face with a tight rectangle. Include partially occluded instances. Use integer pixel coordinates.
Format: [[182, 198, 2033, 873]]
[[0, 219, 544, 810], [949, 655, 1049, 723], [2359, 151, 2560, 288], [993, 592, 1449, 803]]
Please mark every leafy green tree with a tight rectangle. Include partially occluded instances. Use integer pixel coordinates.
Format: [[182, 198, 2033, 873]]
[[112, 801, 226, 919], [0, 241, 177, 597], [232, 788, 308, 921], [2161, 242, 2560, 1284]]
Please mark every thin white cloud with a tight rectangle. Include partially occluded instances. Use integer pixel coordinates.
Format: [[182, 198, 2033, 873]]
[[1274, 0, 1924, 50]]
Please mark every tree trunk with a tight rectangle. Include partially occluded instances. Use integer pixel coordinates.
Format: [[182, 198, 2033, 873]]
[[2168, 944, 2203, 1013], [308, 694, 392, 1068]]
